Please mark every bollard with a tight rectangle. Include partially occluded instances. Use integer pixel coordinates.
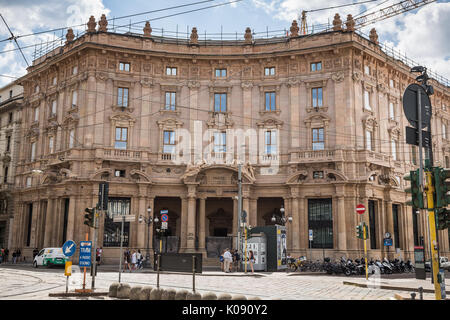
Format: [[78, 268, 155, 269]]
[[217, 293, 232, 300], [130, 286, 143, 300], [108, 282, 120, 298], [410, 292, 416, 300], [139, 286, 153, 300], [175, 289, 189, 300], [418, 287, 423, 300], [150, 287, 163, 300]]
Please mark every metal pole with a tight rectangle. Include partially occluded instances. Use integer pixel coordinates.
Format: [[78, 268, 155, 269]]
[[237, 164, 242, 254], [192, 255, 196, 292], [157, 254, 161, 289], [118, 215, 124, 283], [364, 223, 368, 280], [244, 224, 247, 273], [418, 89, 424, 191], [146, 221, 150, 268]]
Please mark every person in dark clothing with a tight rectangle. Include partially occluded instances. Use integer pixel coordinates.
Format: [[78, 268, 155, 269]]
[[33, 248, 39, 259], [4, 248, 8, 263]]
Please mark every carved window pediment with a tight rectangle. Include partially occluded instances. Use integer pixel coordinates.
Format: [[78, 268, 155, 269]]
[[110, 113, 136, 127], [256, 117, 284, 128], [304, 113, 330, 127], [157, 118, 183, 129], [362, 115, 378, 131]]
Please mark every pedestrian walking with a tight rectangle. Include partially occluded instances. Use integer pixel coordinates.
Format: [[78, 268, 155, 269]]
[[32, 248, 38, 260], [123, 248, 131, 272], [4, 248, 8, 263], [0, 248, 4, 264], [233, 249, 240, 272], [223, 248, 233, 273], [219, 250, 225, 272], [96, 247, 103, 266], [137, 250, 143, 269], [131, 250, 137, 270], [12, 250, 16, 264], [248, 250, 255, 273]]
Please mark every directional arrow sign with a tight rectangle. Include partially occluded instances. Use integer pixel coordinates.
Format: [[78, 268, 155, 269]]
[[62, 240, 76, 257]]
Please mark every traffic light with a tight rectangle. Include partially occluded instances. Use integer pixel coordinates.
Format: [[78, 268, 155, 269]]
[[84, 207, 95, 228], [432, 167, 450, 208], [356, 224, 363, 239], [404, 169, 424, 209], [363, 224, 369, 240], [436, 208, 450, 230]]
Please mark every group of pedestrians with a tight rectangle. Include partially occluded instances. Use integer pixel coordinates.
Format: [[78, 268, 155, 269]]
[[219, 248, 255, 273], [0, 248, 24, 264], [123, 248, 144, 272]]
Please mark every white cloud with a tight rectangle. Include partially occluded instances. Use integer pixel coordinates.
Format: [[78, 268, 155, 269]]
[[0, 0, 110, 87]]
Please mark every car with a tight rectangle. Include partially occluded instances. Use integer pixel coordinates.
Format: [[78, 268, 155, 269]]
[[33, 248, 69, 268], [425, 257, 450, 271]]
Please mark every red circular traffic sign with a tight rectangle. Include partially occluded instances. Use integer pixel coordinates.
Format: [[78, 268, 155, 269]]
[[356, 204, 366, 214]]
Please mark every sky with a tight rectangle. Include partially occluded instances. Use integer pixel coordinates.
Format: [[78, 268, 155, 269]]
[[0, 0, 449, 87]]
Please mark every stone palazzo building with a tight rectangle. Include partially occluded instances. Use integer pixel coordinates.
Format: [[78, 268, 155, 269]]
[[10, 14, 450, 264]]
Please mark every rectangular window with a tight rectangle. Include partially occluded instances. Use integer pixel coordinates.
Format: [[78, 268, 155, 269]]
[[264, 67, 275, 76], [163, 130, 175, 154], [34, 108, 39, 122], [310, 62, 322, 72], [31, 142, 36, 161], [308, 199, 333, 249], [443, 124, 447, 140], [393, 204, 401, 249], [114, 170, 126, 177], [214, 93, 227, 112], [115, 127, 128, 149], [26, 176, 32, 187], [166, 67, 177, 76], [265, 92, 276, 111], [213, 132, 227, 153], [264, 130, 277, 154], [389, 79, 394, 88], [312, 128, 324, 150], [389, 102, 395, 120], [51, 100, 57, 116], [391, 139, 397, 160], [364, 65, 370, 75], [165, 92, 176, 110], [312, 87, 323, 108], [6, 136, 11, 152], [72, 66, 78, 75], [117, 87, 129, 107], [69, 129, 75, 148], [369, 200, 377, 249], [103, 198, 131, 247], [215, 69, 227, 77], [3, 166, 8, 184], [9, 90, 12, 98], [365, 130, 373, 151], [119, 62, 130, 72], [72, 90, 77, 106], [313, 171, 324, 179], [364, 90, 371, 110], [49, 136, 54, 154], [52, 77, 57, 85], [8, 112, 13, 124]]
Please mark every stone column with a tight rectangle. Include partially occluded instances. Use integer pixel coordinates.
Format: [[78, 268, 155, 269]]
[[43, 198, 55, 247], [291, 196, 300, 254], [337, 196, 347, 251], [299, 196, 308, 250], [185, 195, 197, 252], [249, 198, 257, 227], [198, 197, 206, 256], [137, 194, 146, 249], [180, 197, 187, 252], [30, 201, 39, 248]]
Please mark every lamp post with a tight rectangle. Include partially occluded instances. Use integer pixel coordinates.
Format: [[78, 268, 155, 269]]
[[271, 205, 292, 272], [138, 207, 158, 268]]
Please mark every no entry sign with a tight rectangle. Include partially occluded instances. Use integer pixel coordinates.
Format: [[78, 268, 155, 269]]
[[356, 204, 366, 215]]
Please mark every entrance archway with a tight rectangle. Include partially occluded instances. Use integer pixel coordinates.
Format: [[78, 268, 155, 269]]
[[205, 197, 233, 258]]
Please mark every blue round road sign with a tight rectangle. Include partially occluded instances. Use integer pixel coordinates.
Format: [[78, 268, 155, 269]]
[[62, 240, 76, 257], [161, 213, 169, 222]]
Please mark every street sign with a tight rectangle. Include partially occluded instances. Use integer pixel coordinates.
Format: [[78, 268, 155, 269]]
[[161, 221, 168, 229], [384, 238, 393, 246], [356, 204, 366, 215], [65, 261, 72, 276], [384, 232, 391, 239], [62, 240, 76, 257], [405, 126, 431, 147], [79, 241, 92, 267], [308, 229, 313, 241], [403, 83, 432, 129], [161, 213, 169, 222]]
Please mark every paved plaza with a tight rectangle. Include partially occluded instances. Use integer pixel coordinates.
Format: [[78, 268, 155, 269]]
[[0, 264, 444, 300]]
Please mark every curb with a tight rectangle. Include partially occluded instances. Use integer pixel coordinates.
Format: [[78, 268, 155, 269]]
[[343, 281, 450, 295], [49, 292, 109, 297]]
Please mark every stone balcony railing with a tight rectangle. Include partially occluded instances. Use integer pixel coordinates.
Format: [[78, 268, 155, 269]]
[[290, 149, 341, 163]]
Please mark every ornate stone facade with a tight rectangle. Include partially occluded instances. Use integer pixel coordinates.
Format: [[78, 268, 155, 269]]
[[10, 16, 450, 264]]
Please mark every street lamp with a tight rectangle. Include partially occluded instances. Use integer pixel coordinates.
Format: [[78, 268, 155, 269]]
[[271, 205, 292, 272], [138, 207, 158, 268]]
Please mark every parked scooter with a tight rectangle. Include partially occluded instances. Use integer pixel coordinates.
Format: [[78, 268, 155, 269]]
[[382, 257, 393, 274]]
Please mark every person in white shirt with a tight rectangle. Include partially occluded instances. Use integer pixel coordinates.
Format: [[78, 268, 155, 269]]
[[223, 248, 233, 273], [131, 250, 137, 271]]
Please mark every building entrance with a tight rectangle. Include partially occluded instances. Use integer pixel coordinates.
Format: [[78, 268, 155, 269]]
[[205, 197, 233, 258]]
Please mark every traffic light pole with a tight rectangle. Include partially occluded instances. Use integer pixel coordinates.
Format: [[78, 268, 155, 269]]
[[363, 224, 368, 281], [424, 172, 442, 300]]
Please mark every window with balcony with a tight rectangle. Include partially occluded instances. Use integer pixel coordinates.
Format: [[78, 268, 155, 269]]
[[166, 67, 177, 76], [310, 62, 322, 72], [115, 127, 128, 149], [117, 87, 129, 107], [119, 62, 130, 72], [165, 92, 176, 111], [264, 67, 275, 76], [264, 130, 277, 155], [312, 128, 324, 150], [213, 132, 227, 153], [215, 68, 227, 77], [265, 92, 276, 111], [163, 130, 175, 154], [312, 87, 323, 108], [214, 93, 227, 112]]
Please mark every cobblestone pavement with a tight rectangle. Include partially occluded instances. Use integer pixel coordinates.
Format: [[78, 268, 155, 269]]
[[0, 265, 439, 300]]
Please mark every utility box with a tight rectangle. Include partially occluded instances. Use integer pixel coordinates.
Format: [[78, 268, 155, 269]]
[[414, 246, 426, 280], [250, 225, 287, 272], [243, 232, 267, 271]]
